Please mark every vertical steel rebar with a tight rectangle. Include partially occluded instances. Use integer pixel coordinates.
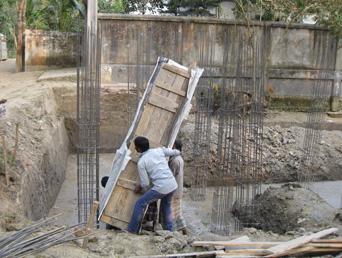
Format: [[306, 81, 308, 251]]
[[76, 0, 100, 223]]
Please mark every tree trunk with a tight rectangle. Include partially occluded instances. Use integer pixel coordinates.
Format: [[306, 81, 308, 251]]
[[16, 0, 26, 72]]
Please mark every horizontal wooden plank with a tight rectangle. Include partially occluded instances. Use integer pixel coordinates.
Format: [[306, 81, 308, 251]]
[[100, 214, 128, 229], [130, 153, 139, 163], [117, 178, 136, 191], [284, 246, 342, 256], [266, 228, 338, 258], [192, 241, 283, 247], [225, 249, 273, 256], [162, 63, 190, 78], [155, 80, 186, 97], [134, 250, 225, 258], [311, 238, 342, 243], [148, 91, 178, 113], [308, 243, 342, 248]]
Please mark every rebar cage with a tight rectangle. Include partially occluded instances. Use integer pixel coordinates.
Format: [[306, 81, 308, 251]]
[[76, 1, 101, 223]]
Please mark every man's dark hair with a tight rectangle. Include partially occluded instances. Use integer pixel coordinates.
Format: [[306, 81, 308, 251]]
[[101, 176, 109, 188], [134, 136, 150, 152], [173, 139, 182, 151]]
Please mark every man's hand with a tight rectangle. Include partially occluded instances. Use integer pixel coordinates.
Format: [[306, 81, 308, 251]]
[[134, 184, 142, 194]]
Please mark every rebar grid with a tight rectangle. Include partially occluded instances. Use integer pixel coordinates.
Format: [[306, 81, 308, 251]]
[[190, 25, 216, 201], [76, 2, 101, 223], [300, 31, 338, 184], [209, 25, 267, 235]]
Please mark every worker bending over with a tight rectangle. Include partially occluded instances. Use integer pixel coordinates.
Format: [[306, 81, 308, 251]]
[[127, 136, 179, 234]]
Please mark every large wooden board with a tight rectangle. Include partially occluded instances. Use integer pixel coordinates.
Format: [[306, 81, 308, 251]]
[[100, 61, 191, 228]]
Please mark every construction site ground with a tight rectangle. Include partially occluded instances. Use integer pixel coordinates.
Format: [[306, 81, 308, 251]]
[[0, 59, 341, 257]]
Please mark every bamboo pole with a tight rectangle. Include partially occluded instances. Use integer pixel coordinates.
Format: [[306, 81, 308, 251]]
[[13, 123, 19, 161], [1, 135, 9, 186]]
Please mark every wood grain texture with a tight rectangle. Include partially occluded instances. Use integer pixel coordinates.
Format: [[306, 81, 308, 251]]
[[100, 63, 190, 229]]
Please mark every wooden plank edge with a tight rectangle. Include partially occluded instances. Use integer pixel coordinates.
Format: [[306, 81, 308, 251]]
[[225, 249, 273, 256], [132, 250, 225, 257], [100, 214, 128, 229], [162, 63, 190, 78], [155, 81, 186, 97], [281, 245, 342, 257], [265, 227, 338, 258], [192, 241, 283, 247]]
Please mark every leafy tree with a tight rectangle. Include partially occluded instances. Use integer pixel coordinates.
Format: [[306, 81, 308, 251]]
[[234, 0, 342, 37], [165, 0, 221, 16], [128, 0, 164, 14], [98, 0, 129, 13], [98, 0, 164, 14], [0, 0, 18, 54], [26, 0, 81, 32]]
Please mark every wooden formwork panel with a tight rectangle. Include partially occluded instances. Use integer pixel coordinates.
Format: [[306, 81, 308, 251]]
[[100, 62, 191, 228]]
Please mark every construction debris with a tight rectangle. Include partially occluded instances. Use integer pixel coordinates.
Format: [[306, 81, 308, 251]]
[[192, 228, 341, 257], [0, 215, 88, 258]]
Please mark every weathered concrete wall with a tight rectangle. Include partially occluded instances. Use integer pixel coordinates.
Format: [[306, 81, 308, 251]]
[[99, 15, 341, 111], [24, 30, 78, 71], [53, 85, 134, 152]]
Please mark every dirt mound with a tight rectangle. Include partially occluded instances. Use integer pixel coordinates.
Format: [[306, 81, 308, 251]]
[[31, 229, 193, 258], [179, 116, 342, 185], [233, 184, 337, 234]]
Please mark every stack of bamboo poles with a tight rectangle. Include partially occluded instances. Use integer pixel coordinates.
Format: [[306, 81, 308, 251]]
[[0, 215, 88, 258]]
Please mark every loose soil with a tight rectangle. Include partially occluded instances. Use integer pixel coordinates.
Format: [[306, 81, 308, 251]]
[[1, 60, 342, 257]]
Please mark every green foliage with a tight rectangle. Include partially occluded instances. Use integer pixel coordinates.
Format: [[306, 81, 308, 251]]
[[165, 0, 221, 16], [98, 0, 165, 14], [234, 0, 342, 37], [0, 0, 17, 55], [26, 0, 82, 32], [127, 0, 164, 14], [98, 0, 129, 13]]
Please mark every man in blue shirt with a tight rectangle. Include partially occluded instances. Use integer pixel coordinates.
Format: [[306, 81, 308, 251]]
[[127, 136, 179, 234]]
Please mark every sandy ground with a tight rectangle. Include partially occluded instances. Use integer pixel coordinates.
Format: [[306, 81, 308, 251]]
[[50, 152, 342, 234], [1, 59, 342, 257], [49, 153, 115, 225]]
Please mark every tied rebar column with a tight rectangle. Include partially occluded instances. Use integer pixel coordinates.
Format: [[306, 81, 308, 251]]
[[190, 25, 215, 201], [210, 25, 267, 235], [300, 31, 338, 185], [77, 0, 101, 223]]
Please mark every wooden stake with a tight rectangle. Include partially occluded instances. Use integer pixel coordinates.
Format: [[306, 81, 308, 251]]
[[82, 201, 99, 248], [13, 123, 19, 161], [1, 135, 9, 186]]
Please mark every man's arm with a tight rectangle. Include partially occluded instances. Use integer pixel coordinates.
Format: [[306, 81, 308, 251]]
[[162, 147, 180, 157], [137, 161, 150, 192]]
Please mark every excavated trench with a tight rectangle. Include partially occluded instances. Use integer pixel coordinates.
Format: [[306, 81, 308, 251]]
[[2, 69, 341, 234], [0, 80, 133, 224], [0, 86, 69, 221]]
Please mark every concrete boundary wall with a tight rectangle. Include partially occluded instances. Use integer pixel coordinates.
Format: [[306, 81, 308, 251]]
[[24, 30, 79, 71], [99, 14, 342, 111]]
